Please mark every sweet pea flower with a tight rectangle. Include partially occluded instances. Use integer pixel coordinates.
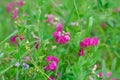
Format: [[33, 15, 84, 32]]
[[17, 0, 24, 7], [47, 14, 54, 23], [98, 72, 103, 78], [6, 3, 13, 12], [48, 76, 55, 80], [10, 35, 24, 44], [13, 8, 18, 20], [45, 56, 59, 71], [56, 23, 63, 32], [78, 48, 84, 56], [106, 72, 112, 78]]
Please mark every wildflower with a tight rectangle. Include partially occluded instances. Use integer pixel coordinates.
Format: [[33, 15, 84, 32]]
[[45, 61, 57, 71], [106, 72, 112, 78], [17, 0, 24, 7], [90, 37, 98, 46], [6, 3, 12, 12], [48, 76, 55, 80], [56, 23, 63, 32], [13, 8, 18, 20], [110, 78, 116, 80], [47, 14, 54, 23], [25, 56, 30, 61], [15, 62, 20, 67], [10, 35, 24, 44], [98, 72, 103, 78], [45, 56, 59, 71], [46, 56, 59, 63], [78, 48, 84, 56], [23, 63, 29, 69]]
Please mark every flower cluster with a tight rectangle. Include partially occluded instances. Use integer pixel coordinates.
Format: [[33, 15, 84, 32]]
[[78, 37, 98, 56], [6, 0, 24, 19], [15, 62, 29, 69], [45, 56, 59, 71], [52, 24, 70, 44]]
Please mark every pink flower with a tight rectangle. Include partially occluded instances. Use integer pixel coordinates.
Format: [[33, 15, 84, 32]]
[[6, 3, 13, 12], [48, 76, 55, 80], [100, 22, 106, 28], [45, 56, 59, 71], [47, 14, 54, 23], [114, 8, 119, 13], [17, 0, 24, 7], [13, 8, 18, 20], [106, 72, 112, 78], [56, 23, 63, 32], [110, 78, 116, 80], [78, 48, 84, 56], [90, 37, 98, 46], [25, 56, 30, 61], [46, 56, 59, 63], [83, 38, 91, 46], [57, 73, 61, 78], [45, 61, 57, 71], [98, 72, 103, 78], [10, 35, 24, 44]]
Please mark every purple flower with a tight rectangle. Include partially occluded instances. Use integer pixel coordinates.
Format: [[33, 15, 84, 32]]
[[34, 42, 39, 50], [23, 63, 29, 69], [106, 72, 112, 78], [56, 23, 63, 32], [10, 35, 24, 44], [46, 56, 59, 63], [15, 62, 20, 67], [6, 3, 13, 12], [25, 56, 30, 61], [47, 14, 54, 23], [90, 37, 98, 46]]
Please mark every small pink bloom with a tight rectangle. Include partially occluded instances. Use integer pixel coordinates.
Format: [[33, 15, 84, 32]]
[[57, 36, 67, 44], [83, 38, 91, 46], [18, 0, 24, 7], [48, 76, 55, 80], [45, 61, 57, 71], [34, 42, 39, 50], [10, 35, 24, 44], [46, 56, 59, 63], [78, 48, 84, 56], [56, 23, 63, 32], [80, 42, 85, 48], [25, 56, 30, 61], [106, 72, 112, 78], [98, 72, 103, 78], [110, 78, 116, 80], [13, 8, 18, 20], [90, 37, 98, 46], [6, 3, 12, 12], [47, 14, 54, 23]]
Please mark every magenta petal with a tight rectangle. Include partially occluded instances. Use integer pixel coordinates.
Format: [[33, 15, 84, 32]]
[[56, 23, 63, 32], [106, 72, 112, 78], [78, 48, 84, 56]]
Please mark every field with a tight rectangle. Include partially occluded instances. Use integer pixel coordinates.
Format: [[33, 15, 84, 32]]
[[0, 0, 120, 80]]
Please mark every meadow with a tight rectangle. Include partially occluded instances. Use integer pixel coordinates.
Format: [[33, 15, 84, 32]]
[[0, 0, 120, 80]]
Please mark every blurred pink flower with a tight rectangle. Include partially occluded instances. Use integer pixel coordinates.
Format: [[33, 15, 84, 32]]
[[90, 37, 98, 46], [18, 0, 24, 7], [83, 38, 91, 46], [6, 3, 13, 12], [25, 56, 30, 61], [45, 56, 59, 71], [114, 8, 119, 13], [47, 14, 54, 23], [56, 23, 63, 32], [106, 72, 112, 78], [46, 56, 59, 63], [100, 22, 106, 28], [57, 73, 61, 79], [10, 35, 24, 44], [98, 72, 103, 78], [13, 8, 18, 20], [78, 48, 84, 56], [48, 76, 55, 80], [110, 78, 116, 80]]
